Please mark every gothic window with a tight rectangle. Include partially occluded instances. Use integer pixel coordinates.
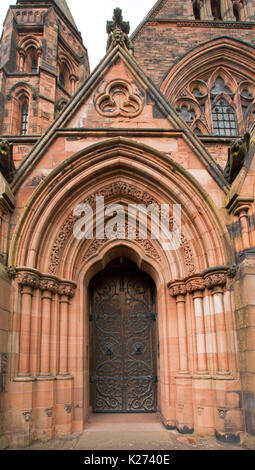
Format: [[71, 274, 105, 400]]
[[211, 0, 222, 20], [210, 77, 232, 96], [26, 47, 38, 73], [20, 101, 29, 135], [31, 59, 38, 73], [173, 70, 255, 135], [59, 72, 65, 89], [212, 99, 238, 136]]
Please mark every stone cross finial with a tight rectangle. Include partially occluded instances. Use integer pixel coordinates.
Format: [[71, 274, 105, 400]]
[[106, 8, 134, 53]]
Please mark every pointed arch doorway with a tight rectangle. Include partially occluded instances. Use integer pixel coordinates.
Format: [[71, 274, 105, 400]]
[[89, 258, 158, 413]]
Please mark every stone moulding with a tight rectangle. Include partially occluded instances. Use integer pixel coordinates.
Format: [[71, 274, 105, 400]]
[[48, 181, 197, 276]]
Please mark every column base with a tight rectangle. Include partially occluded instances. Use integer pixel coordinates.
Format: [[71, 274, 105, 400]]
[[13, 376, 36, 382], [37, 376, 56, 381], [56, 374, 73, 380]]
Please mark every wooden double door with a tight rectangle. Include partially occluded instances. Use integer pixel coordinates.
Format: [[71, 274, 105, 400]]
[[90, 261, 157, 413]]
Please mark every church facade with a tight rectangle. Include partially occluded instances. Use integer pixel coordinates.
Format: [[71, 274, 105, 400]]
[[0, 0, 255, 448]]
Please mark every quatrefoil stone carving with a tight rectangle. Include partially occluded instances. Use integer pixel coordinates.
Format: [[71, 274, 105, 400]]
[[95, 80, 144, 118]]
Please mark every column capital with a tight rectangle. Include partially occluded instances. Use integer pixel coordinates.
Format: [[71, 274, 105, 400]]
[[16, 270, 40, 289], [168, 281, 187, 298], [39, 276, 59, 294], [186, 275, 205, 294], [203, 267, 227, 290], [58, 281, 76, 298]]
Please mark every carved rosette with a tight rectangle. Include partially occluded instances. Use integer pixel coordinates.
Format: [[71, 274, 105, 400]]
[[168, 282, 187, 297], [186, 276, 205, 293]]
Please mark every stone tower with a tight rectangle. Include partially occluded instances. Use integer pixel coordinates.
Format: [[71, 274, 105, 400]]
[[0, 0, 89, 164]]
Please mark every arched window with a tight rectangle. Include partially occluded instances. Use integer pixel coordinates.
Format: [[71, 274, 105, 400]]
[[26, 47, 38, 73], [20, 101, 29, 135], [212, 99, 238, 136], [211, 0, 222, 20], [31, 59, 38, 73], [59, 72, 65, 89]]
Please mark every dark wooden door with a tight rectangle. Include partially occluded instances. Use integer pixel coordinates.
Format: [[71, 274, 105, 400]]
[[90, 264, 157, 413]]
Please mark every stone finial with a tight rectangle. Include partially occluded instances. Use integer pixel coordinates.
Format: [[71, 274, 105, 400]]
[[0, 139, 16, 184], [106, 8, 134, 53], [223, 132, 250, 184]]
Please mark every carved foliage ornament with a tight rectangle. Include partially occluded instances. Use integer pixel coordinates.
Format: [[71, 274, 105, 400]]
[[48, 182, 196, 276], [204, 273, 227, 289], [186, 277, 205, 293], [17, 272, 40, 289], [169, 283, 187, 297], [15, 271, 76, 297], [95, 80, 144, 118]]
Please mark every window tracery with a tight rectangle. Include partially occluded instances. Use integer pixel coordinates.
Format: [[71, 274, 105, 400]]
[[174, 70, 255, 136]]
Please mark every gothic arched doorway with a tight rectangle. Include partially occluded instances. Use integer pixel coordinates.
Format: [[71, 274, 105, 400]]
[[89, 258, 158, 413]]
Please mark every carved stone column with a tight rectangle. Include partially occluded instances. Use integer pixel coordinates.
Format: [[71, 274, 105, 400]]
[[234, 205, 251, 251], [186, 276, 208, 374], [221, 0, 236, 19], [57, 282, 76, 377], [204, 270, 229, 374], [246, 0, 255, 20], [16, 271, 39, 378], [70, 75, 77, 95], [39, 277, 59, 377], [200, 0, 214, 19], [169, 282, 189, 374]]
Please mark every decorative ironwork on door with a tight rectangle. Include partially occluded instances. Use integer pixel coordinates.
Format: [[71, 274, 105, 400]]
[[90, 266, 157, 413]]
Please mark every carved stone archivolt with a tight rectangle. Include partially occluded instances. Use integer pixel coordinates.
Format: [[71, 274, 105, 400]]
[[48, 182, 197, 275], [95, 80, 144, 118], [83, 225, 161, 263]]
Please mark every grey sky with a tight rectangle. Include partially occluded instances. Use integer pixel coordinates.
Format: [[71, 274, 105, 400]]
[[0, 0, 156, 71]]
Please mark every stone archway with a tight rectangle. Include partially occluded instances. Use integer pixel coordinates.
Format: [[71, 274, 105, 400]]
[[6, 139, 243, 446]]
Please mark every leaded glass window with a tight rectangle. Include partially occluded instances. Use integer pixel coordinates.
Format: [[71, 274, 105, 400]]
[[31, 60, 38, 73], [21, 102, 28, 135], [212, 99, 238, 136]]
